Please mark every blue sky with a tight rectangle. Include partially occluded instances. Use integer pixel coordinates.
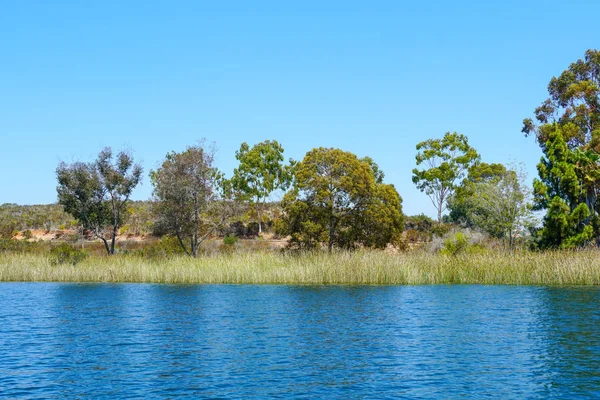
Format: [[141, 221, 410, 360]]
[[1, 0, 599, 217]]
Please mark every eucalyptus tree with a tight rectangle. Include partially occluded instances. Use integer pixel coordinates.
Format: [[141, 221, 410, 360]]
[[232, 140, 294, 235], [412, 132, 480, 222], [151, 142, 240, 257], [523, 49, 600, 247], [56, 148, 143, 255]]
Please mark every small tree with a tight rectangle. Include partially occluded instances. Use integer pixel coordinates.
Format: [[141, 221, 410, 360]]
[[232, 140, 294, 235], [467, 165, 535, 249], [151, 142, 240, 257], [447, 162, 508, 227], [412, 132, 479, 222], [56, 148, 142, 255]]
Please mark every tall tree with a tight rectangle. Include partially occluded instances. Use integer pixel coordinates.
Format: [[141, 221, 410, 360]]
[[232, 140, 294, 235], [412, 132, 480, 222], [278, 148, 403, 252], [532, 126, 595, 247], [151, 142, 239, 257], [56, 148, 142, 255], [523, 49, 600, 247]]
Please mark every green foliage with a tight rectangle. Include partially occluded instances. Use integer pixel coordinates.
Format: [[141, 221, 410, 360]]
[[232, 140, 294, 234], [0, 203, 76, 237], [412, 132, 480, 221], [404, 214, 450, 244], [450, 163, 535, 248], [22, 230, 32, 240], [278, 148, 404, 251], [123, 201, 155, 236], [523, 49, 600, 150], [48, 243, 87, 266], [524, 50, 600, 248], [0, 238, 43, 254], [223, 235, 237, 246], [140, 236, 187, 260], [151, 141, 242, 257], [440, 232, 486, 256], [533, 126, 597, 248], [56, 147, 142, 255], [448, 162, 507, 226]]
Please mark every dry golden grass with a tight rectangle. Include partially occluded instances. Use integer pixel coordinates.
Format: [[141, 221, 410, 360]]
[[2, 249, 600, 285]]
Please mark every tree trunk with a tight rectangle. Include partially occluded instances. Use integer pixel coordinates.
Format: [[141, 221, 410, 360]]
[[437, 192, 444, 222], [257, 204, 262, 235], [110, 224, 117, 255], [100, 236, 110, 256], [192, 233, 199, 258], [176, 233, 190, 256]]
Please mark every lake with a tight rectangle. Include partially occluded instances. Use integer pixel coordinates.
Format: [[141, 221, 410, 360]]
[[1, 284, 599, 398]]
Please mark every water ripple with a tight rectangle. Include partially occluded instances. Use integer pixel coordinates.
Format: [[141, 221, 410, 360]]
[[0, 284, 599, 398]]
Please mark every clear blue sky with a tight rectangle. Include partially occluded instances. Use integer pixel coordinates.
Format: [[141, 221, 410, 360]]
[[1, 0, 598, 217]]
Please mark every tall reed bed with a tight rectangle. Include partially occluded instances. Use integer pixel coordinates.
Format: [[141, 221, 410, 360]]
[[1, 250, 600, 285]]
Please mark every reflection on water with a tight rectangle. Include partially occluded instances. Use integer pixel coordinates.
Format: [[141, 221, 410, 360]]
[[0, 284, 599, 398]]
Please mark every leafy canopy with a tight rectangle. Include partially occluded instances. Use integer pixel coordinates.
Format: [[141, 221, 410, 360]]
[[151, 142, 240, 257], [56, 148, 142, 255], [232, 140, 294, 234], [524, 49, 600, 248], [412, 132, 479, 221], [278, 147, 403, 251]]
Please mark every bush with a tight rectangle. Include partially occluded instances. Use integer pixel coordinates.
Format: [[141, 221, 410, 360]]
[[22, 229, 33, 240], [0, 238, 42, 254], [223, 235, 237, 246], [48, 243, 87, 266], [141, 236, 186, 259], [439, 232, 486, 256], [219, 235, 238, 253]]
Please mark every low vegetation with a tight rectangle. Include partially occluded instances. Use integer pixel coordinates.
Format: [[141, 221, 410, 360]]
[[2, 249, 600, 285]]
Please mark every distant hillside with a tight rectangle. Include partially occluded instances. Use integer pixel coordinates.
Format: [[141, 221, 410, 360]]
[[0, 201, 156, 238], [0, 203, 76, 237]]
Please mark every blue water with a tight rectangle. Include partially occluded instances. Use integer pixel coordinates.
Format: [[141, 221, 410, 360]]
[[1, 284, 599, 398]]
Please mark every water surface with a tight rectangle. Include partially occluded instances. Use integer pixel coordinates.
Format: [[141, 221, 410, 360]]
[[1, 284, 599, 398]]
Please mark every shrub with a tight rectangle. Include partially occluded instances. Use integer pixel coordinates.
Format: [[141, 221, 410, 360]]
[[223, 235, 237, 246], [219, 235, 238, 253], [439, 232, 486, 256], [141, 236, 186, 259], [22, 229, 33, 240], [48, 243, 87, 266]]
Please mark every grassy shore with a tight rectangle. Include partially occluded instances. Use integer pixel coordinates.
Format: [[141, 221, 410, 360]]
[[1, 249, 600, 285]]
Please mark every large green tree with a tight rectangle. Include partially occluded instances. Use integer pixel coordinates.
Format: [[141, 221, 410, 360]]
[[532, 126, 595, 247], [278, 148, 403, 252], [56, 148, 142, 255], [523, 49, 600, 247], [232, 140, 294, 235], [412, 132, 480, 222], [151, 142, 240, 257]]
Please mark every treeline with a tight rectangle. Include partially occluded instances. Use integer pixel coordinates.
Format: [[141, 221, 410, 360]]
[[4, 49, 600, 255], [53, 141, 405, 256]]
